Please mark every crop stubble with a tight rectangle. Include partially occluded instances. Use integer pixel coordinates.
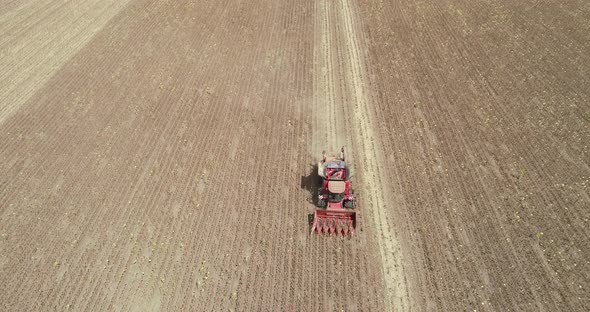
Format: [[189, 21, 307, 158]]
[[0, 0, 134, 123], [1, 0, 385, 311], [1, 0, 589, 311], [359, 0, 590, 310]]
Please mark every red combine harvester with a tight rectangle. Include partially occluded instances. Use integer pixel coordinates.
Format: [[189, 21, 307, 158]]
[[311, 147, 357, 236]]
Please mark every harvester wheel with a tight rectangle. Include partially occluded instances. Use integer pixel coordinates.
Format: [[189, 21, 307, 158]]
[[318, 199, 327, 208], [344, 200, 353, 208]]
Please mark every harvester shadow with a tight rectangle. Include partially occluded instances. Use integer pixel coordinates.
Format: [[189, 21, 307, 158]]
[[300, 163, 320, 227]]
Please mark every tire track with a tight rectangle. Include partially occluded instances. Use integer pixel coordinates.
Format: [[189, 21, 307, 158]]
[[312, 0, 349, 156], [312, 0, 411, 310], [338, 0, 410, 309]]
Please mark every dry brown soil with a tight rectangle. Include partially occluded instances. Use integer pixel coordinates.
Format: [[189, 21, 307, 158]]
[[1, 0, 589, 311]]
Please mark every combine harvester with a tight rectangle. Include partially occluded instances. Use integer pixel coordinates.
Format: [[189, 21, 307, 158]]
[[311, 147, 357, 236]]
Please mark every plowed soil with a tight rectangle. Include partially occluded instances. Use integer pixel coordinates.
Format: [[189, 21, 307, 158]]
[[1, 0, 589, 311]]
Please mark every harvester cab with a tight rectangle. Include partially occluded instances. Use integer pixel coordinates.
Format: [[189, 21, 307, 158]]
[[318, 148, 353, 180], [311, 147, 357, 236]]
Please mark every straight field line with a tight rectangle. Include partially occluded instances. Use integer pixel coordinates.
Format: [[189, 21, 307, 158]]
[[337, 0, 410, 309]]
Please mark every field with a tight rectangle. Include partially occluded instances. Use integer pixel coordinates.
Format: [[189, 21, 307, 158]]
[[1, 0, 589, 311]]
